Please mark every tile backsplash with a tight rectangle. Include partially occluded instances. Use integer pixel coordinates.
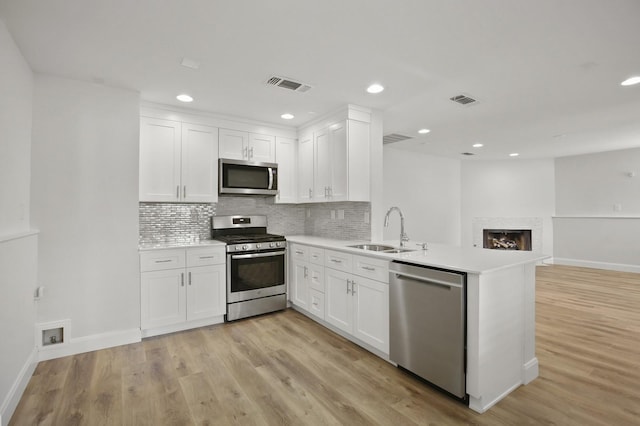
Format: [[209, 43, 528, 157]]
[[139, 196, 371, 244]]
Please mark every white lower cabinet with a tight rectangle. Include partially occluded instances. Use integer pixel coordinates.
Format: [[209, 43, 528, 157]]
[[289, 243, 389, 355], [140, 246, 226, 336]]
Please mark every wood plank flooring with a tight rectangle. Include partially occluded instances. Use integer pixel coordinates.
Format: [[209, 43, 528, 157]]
[[9, 265, 640, 425]]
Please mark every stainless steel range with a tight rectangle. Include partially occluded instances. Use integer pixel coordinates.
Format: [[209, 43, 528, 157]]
[[211, 215, 286, 321]]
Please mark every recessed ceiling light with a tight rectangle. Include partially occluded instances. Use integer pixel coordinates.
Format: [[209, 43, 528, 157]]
[[281, 113, 294, 120], [366, 83, 384, 94], [180, 57, 200, 70], [472, 143, 483, 148], [621, 76, 640, 86], [418, 128, 431, 134], [509, 153, 519, 157], [176, 94, 193, 102]]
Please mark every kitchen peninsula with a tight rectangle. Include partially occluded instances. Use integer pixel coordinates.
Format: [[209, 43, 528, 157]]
[[286, 235, 548, 413]]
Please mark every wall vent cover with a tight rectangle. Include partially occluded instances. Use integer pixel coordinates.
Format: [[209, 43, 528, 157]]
[[266, 76, 312, 93], [383, 133, 413, 144], [450, 94, 478, 105]]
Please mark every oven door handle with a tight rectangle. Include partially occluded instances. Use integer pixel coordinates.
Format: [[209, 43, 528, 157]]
[[231, 250, 286, 260]]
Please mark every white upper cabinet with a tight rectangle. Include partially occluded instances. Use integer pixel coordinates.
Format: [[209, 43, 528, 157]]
[[139, 117, 218, 203], [219, 128, 275, 163], [297, 114, 370, 203], [297, 132, 314, 202], [275, 136, 297, 204], [139, 117, 182, 202], [181, 124, 219, 203], [249, 133, 276, 163]]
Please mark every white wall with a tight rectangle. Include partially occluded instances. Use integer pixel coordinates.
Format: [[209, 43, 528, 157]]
[[555, 148, 640, 215], [382, 147, 461, 245], [0, 19, 38, 425], [31, 75, 141, 353], [461, 159, 555, 255], [553, 148, 640, 272]]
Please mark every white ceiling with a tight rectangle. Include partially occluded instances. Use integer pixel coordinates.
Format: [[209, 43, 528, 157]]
[[2, 0, 640, 160]]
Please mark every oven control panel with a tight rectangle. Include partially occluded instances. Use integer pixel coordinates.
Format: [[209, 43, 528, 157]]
[[227, 241, 285, 253]]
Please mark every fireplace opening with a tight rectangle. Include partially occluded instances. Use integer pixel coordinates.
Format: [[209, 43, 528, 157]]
[[483, 229, 532, 251]]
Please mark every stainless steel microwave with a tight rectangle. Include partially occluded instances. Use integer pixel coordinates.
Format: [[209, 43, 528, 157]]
[[219, 158, 278, 195]]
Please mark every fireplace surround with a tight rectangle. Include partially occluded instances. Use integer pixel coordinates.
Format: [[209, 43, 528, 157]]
[[483, 229, 532, 251]]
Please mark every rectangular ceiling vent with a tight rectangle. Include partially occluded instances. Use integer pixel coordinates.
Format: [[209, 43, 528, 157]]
[[266, 76, 312, 93], [450, 94, 478, 106], [383, 133, 413, 144]]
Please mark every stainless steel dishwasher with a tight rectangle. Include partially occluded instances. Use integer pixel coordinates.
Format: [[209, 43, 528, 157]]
[[389, 261, 467, 402]]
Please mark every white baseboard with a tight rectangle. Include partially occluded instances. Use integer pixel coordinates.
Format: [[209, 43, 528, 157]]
[[1, 347, 37, 426], [141, 316, 224, 338], [523, 357, 539, 384], [38, 328, 142, 362], [552, 257, 640, 274]]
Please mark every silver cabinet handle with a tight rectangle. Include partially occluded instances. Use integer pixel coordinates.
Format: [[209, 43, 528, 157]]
[[243, 146, 248, 158], [361, 266, 375, 271], [154, 259, 172, 263], [304, 266, 308, 278], [330, 259, 343, 264], [309, 188, 312, 198], [181, 272, 184, 287], [188, 271, 192, 285], [295, 250, 304, 255], [250, 147, 254, 158], [324, 186, 328, 197], [176, 185, 180, 199], [351, 280, 357, 295], [199, 256, 215, 259], [346, 279, 351, 294], [183, 186, 186, 198]]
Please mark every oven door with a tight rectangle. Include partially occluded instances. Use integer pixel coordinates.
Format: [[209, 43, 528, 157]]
[[227, 250, 286, 303]]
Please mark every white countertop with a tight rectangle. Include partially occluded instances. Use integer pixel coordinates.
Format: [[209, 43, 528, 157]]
[[138, 239, 226, 251], [286, 235, 549, 274]]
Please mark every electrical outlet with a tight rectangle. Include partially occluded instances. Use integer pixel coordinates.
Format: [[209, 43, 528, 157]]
[[337, 209, 345, 220]]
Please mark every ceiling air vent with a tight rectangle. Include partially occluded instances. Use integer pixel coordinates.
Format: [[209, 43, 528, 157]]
[[450, 94, 478, 106], [266, 76, 312, 93], [383, 133, 413, 144]]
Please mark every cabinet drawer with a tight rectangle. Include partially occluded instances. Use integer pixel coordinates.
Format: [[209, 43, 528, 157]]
[[309, 247, 324, 266], [309, 289, 325, 320], [309, 265, 325, 293], [140, 249, 186, 272], [187, 247, 226, 267], [353, 255, 389, 283], [290, 244, 309, 261], [325, 249, 353, 273]]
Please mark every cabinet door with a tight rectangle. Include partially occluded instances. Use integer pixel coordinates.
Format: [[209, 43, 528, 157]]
[[297, 132, 314, 202], [313, 127, 330, 201], [141, 269, 186, 329], [291, 259, 310, 311], [328, 121, 348, 201], [186, 264, 226, 321], [325, 268, 352, 334], [219, 128, 248, 160], [275, 136, 297, 204], [346, 119, 371, 201], [139, 117, 181, 202], [181, 123, 219, 203], [249, 133, 276, 163], [352, 276, 389, 353]]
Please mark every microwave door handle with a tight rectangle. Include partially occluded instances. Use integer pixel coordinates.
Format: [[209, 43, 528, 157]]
[[268, 167, 274, 189]]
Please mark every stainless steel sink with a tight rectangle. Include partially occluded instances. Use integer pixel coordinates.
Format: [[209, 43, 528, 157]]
[[348, 244, 415, 253], [348, 244, 395, 251]]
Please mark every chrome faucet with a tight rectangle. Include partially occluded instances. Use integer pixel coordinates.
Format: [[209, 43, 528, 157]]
[[384, 206, 409, 247]]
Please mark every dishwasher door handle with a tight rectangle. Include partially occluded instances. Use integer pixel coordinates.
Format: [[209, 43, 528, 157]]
[[393, 271, 463, 289]]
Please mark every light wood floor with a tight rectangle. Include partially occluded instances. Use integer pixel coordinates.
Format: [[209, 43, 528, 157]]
[[9, 265, 640, 425]]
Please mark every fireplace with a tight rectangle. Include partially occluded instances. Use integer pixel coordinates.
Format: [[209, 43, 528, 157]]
[[483, 229, 532, 251]]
